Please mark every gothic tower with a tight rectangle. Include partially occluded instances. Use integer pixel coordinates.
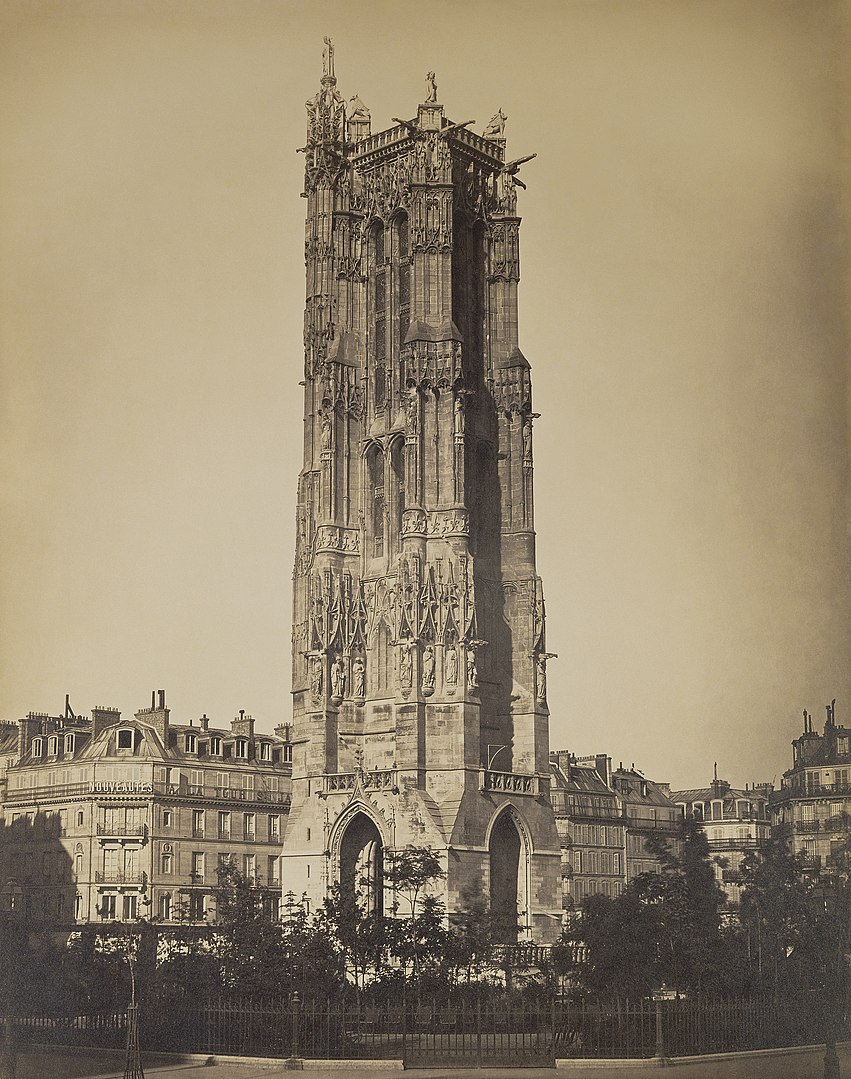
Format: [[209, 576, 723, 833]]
[[281, 43, 561, 941]]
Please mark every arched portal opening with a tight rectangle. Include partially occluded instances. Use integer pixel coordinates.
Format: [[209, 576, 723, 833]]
[[340, 812, 384, 916], [489, 811, 522, 943]]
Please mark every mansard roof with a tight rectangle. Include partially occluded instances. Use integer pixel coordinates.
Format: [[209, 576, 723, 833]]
[[671, 785, 767, 805]]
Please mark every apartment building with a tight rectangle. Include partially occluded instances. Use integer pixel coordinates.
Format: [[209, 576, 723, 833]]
[[0, 692, 291, 929], [671, 773, 771, 905], [771, 701, 851, 878]]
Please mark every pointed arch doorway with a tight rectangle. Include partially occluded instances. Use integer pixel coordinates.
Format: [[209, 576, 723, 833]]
[[489, 810, 527, 943], [339, 811, 384, 916]]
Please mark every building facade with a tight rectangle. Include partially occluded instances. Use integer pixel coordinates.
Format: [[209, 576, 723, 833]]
[[671, 775, 770, 906], [0, 693, 291, 928], [550, 752, 626, 914], [549, 752, 682, 917], [771, 701, 851, 877], [612, 766, 682, 882], [282, 46, 562, 940]]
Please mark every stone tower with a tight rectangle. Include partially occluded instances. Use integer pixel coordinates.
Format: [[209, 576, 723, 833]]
[[281, 43, 561, 941]]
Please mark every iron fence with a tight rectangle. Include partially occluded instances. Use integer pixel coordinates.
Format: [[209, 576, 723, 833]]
[[8, 993, 839, 1065]]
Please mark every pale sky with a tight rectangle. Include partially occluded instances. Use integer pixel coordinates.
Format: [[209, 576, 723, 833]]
[[1, 0, 849, 790]]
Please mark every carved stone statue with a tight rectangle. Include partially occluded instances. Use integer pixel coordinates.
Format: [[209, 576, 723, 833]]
[[322, 36, 334, 78], [320, 410, 332, 454], [352, 656, 365, 699], [425, 71, 438, 103], [310, 656, 323, 703], [466, 645, 478, 689], [400, 643, 413, 689], [445, 645, 458, 685], [454, 393, 465, 439], [522, 415, 532, 464], [422, 645, 435, 690], [330, 654, 345, 699], [483, 108, 507, 138], [348, 94, 370, 122], [406, 388, 419, 434], [536, 654, 547, 702]]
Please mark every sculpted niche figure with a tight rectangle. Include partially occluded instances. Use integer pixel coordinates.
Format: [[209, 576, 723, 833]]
[[352, 656, 365, 698], [406, 388, 419, 434], [310, 656, 323, 703], [536, 655, 547, 702], [422, 645, 435, 691], [330, 654, 345, 699], [400, 643, 413, 689], [445, 644, 458, 685], [466, 645, 478, 690]]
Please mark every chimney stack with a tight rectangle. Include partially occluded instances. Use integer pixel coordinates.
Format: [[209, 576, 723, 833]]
[[136, 689, 170, 742], [91, 706, 121, 740], [231, 709, 255, 738]]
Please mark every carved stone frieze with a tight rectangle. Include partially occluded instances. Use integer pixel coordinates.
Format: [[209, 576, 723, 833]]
[[401, 508, 469, 537], [402, 339, 463, 390], [409, 186, 452, 252], [489, 220, 520, 282], [490, 363, 532, 415]]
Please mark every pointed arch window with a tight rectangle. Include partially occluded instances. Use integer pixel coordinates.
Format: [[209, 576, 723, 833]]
[[366, 444, 385, 559], [395, 213, 410, 358], [389, 436, 405, 560], [371, 222, 387, 410]]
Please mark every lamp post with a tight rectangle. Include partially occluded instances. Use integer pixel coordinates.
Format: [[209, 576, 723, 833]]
[[123, 949, 144, 1079]]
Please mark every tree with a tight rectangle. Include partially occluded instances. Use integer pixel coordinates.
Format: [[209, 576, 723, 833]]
[[738, 840, 815, 991], [213, 863, 289, 994]]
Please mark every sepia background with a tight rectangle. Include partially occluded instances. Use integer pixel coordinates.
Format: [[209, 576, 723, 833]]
[[1, 0, 848, 790]]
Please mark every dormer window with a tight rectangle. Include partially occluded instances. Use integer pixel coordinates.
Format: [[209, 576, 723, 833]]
[[47, 736, 59, 757], [259, 742, 271, 762], [692, 802, 704, 821], [235, 738, 248, 760], [64, 733, 75, 755], [209, 736, 222, 756], [116, 728, 134, 750], [31, 737, 44, 757], [185, 733, 197, 754]]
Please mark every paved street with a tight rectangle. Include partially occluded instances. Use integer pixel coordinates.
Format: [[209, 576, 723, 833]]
[[11, 1043, 851, 1079]]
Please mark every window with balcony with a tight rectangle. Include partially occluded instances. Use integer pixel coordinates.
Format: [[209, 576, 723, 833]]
[[188, 892, 205, 920], [192, 810, 205, 837], [218, 811, 231, 839], [191, 852, 205, 880], [268, 815, 280, 840], [244, 813, 256, 840], [267, 855, 280, 885], [243, 854, 257, 881]]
